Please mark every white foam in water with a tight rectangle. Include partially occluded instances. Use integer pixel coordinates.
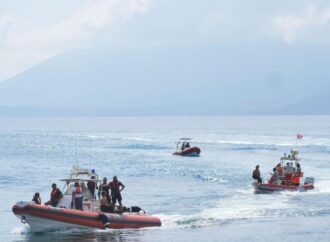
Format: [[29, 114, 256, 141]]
[[158, 192, 293, 229], [315, 180, 330, 193], [10, 226, 30, 234], [3, 117, 330, 241], [201, 136, 330, 148], [156, 213, 189, 229], [48, 228, 93, 234]]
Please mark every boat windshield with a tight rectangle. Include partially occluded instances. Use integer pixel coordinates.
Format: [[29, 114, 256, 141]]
[[64, 181, 94, 201], [176, 138, 193, 149]]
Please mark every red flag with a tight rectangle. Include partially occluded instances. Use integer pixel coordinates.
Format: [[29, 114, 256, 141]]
[[297, 133, 303, 139]]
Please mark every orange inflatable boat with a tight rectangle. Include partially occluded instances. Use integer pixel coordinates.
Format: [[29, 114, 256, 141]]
[[12, 202, 161, 232], [12, 166, 161, 232]]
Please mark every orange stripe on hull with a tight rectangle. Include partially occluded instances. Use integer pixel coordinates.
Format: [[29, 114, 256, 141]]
[[12, 204, 161, 229], [173, 146, 201, 156]]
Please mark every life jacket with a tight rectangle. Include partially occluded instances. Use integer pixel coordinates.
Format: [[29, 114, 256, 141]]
[[277, 167, 283, 175], [51, 188, 58, 197], [284, 173, 293, 185], [73, 186, 83, 198], [293, 176, 300, 185]]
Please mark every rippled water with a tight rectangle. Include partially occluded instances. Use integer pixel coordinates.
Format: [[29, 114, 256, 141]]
[[1, 116, 330, 241]]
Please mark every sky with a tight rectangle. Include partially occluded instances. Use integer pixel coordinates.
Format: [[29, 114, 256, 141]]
[[0, 0, 152, 81], [1, 0, 330, 82]]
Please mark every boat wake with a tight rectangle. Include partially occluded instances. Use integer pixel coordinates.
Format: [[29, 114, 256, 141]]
[[112, 143, 169, 150], [10, 226, 30, 234], [157, 186, 330, 229], [201, 138, 330, 153]]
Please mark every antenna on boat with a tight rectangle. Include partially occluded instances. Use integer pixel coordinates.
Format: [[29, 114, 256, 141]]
[[75, 138, 78, 167], [89, 138, 92, 170]]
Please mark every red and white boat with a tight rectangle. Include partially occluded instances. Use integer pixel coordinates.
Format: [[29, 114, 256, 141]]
[[12, 166, 161, 232], [173, 138, 201, 157], [12, 202, 161, 232], [252, 180, 314, 193], [252, 149, 314, 193]]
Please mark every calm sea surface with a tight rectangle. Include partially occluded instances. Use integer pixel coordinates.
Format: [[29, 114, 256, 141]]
[[0, 116, 329, 242]]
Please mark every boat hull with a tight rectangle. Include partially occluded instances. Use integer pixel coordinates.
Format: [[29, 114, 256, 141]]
[[12, 202, 161, 232], [173, 146, 201, 156], [252, 182, 314, 193]]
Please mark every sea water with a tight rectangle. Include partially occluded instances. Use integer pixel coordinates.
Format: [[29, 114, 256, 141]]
[[0, 116, 329, 242]]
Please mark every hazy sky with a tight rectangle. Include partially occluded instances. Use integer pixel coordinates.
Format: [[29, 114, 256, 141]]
[[1, 0, 330, 81]]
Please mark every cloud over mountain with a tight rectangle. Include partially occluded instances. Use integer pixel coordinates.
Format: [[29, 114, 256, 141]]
[[0, 0, 152, 81], [271, 5, 330, 43]]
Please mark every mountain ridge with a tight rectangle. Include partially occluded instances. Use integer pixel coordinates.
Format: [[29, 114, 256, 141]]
[[0, 44, 329, 116]]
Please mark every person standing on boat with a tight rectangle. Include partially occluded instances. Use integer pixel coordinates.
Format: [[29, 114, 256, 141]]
[[45, 183, 63, 207], [283, 162, 294, 185], [252, 165, 262, 183], [87, 175, 98, 199], [275, 163, 283, 176], [270, 168, 280, 185], [110, 176, 125, 209], [72, 182, 83, 210], [293, 163, 302, 186], [181, 142, 186, 150], [100, 177, 111, 204], [296, 163, 301, 174]]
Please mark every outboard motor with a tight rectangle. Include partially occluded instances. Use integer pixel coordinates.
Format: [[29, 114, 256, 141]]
[[304, 177, 314, 185]]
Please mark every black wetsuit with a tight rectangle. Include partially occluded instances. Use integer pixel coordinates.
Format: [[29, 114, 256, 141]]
[[32, 196, 41, 205], [87, 180, 97, 198], [110, 181, 124, 205], [252, 170, 262, 183], [100, 183, 111, 204]]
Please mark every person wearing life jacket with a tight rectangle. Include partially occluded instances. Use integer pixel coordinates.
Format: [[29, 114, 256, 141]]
[[110, 176, 125, 209], [283, 162, 294, 185], [292, 163, 302, 186], [252, 165, 262, 183], [32, 192, 41, 205], [275, 163, 283, 176], [45, 183, 63, 207], [293, 174, 300, 186], [72, 182, 83, 210]]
